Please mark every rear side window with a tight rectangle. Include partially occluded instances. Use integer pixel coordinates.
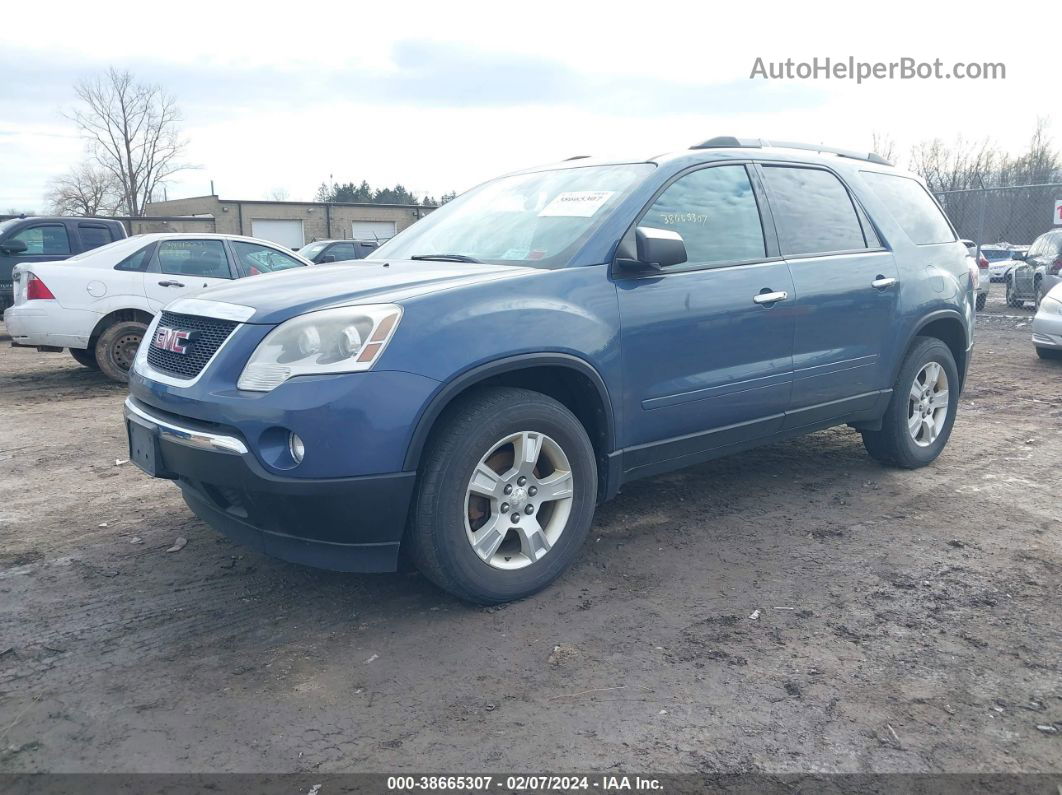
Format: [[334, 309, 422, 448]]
[[762, 166, 867, 256], [78, 224, 115, 250], [861, 171, 955, 245], [115, 244, 153, 272], [639, 165, 766, 267], [156, 240, 232, 279], [10, 224, 71, 256]]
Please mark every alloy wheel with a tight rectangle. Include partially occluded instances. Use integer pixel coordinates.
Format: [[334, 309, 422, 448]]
[[907, 361, 949, 447], [464, 431, 574, 570]]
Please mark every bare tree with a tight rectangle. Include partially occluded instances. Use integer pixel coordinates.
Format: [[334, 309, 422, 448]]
[[45, 162, 121, 216], [68, 67, 189, 217], [267, 187, 290, 201], [871, 132, 897, 165]]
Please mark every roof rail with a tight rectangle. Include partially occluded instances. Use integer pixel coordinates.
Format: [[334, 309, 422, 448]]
[[564, 154, 591, 161], [690, 136, 892, 166]]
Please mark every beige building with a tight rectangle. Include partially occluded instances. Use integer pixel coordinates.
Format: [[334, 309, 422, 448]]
[[143, 194, 436, 249]]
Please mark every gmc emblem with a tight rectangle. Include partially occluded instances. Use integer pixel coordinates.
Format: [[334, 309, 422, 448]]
[[152, 326, 197, 355]]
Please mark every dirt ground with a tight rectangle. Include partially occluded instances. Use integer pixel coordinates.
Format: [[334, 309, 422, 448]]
[[1, 283, 1059, 774]]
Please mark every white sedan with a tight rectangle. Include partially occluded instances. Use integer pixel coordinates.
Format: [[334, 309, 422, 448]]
[[3, 233, 310, 382]]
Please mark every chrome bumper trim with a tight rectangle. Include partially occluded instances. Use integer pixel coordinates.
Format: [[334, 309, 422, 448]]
[[123, 397, 248, 455]]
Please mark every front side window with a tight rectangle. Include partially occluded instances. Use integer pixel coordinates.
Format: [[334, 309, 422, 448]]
[[763, 166, 867, 255], [372, 164, 654, 268], [639, 165, 766, 267], [861, 171, 955, 246], [79, 224, 115, 250], [231, 241, 306, 277], [11, 224, 71, 256], [156, 240, 231, 279], [324, 243, 358, 261]]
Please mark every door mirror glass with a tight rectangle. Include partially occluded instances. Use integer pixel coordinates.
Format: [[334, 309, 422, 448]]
[[0, 239, 28, 254]]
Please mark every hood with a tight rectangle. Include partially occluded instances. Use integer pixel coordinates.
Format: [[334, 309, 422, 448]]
[[184, 259, 535, 324]]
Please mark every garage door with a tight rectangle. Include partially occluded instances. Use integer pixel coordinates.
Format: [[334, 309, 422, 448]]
[[351, 221, 397, 242], [250, 219, 305, 250]]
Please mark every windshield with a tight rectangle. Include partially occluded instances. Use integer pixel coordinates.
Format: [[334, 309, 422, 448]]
[[981, 248, 1014, 261], [298, 241, 329, 259], [370, 164, 654, 267], [0, 218, 21, 236]]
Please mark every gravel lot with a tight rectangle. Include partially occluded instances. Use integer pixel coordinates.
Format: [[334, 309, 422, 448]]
[[1, 284, 1059, 774]]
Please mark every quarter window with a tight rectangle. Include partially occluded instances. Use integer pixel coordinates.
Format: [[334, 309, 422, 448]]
[[861, 171, 955, 245], [115, 244, 153, 272], [231, 241, 306, 277], [639, 165, 766, 267], [763, 166, 868, 255], [11, 224, 71, 256], [156, 240, 231, 279]]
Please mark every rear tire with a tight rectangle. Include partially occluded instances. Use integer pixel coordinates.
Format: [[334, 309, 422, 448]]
[[69, 347, 99, 370], [975, 292, 987, 311], [407, 386, 597, 604], [1036, 346, 1062, 360], [1006, 279, 1022, 308], [1034, 279, 1045, 308], [862, 337, 959, 469], [95, 320, 147, 383]]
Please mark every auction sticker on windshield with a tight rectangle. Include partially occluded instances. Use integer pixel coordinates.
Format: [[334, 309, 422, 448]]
[[538, 191, 615, 217]]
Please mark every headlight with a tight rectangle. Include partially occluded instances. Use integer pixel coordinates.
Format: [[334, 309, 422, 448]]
[[237, 304, 402, 392], [1041, 297, 1062, 316]]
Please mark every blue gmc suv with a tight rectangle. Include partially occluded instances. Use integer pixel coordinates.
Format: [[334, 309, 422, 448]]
[[124, 137, 976, 604]]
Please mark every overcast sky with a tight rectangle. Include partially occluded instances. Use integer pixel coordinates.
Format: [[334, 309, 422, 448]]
[[0, 0, 1054, 211]]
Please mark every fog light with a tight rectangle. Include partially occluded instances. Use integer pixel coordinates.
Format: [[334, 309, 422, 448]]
[[289, 433, 305, 464]]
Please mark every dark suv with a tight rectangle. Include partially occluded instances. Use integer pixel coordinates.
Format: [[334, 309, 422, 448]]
[[0, 216, 127, 309], [124, 138, 975, 604]]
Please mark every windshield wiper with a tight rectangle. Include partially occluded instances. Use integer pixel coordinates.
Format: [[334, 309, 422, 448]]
[[410, 253, 483, 263]]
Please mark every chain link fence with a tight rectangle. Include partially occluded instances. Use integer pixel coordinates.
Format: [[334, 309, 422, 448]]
[[935, 183, 1062, 252]]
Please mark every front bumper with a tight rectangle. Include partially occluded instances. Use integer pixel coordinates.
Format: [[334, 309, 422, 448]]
[[124, 397, 416, 572], [1032, 306, 1062, 351]]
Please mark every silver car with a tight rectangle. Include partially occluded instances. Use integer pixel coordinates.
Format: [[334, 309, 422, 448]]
[[1032, 282, 1062, 360]]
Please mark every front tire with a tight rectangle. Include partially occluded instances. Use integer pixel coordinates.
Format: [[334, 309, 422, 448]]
[[1006, 279, 1022, 308], [95, 320, 147, 383], [69, 347, 99, 370], [975, 292, 987, 311], [862, 337, 959, 469], [408, 386, 597, 604]]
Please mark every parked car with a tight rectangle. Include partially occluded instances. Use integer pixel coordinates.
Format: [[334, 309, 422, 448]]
[[1031, 281, 1062, 359], [0, 216, 127, 311], [962, 239, 989, 310], [983, 244, 1025, 282], [124, 137, 974, 604], [297, 239, 379, 264], [1007, 230, 1062, 308], [4, 233, 309, 382]]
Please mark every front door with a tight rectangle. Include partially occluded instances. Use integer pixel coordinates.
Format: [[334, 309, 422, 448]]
[[142, 239, 235, 311], [758, 164, 898, 427], [616, 163, 796, 478]]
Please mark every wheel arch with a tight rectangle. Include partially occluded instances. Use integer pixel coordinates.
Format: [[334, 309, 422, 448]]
[[88, 307, 154, 349], [906, 310, 969, 388], [403, 354, 616, 502]]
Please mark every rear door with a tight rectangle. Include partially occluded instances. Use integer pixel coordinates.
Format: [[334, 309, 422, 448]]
[[615, 163, 795, 477], [142, 239, 235, 311], [758, 163, 897, 428]]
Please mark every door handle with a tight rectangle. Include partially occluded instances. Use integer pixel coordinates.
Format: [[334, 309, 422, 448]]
[[871, 276, 897, 289], [753, 290, 788, 305], [157, 280, 185, 288]]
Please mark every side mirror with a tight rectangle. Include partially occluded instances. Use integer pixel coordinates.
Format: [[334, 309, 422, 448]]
[[320, 254, 337, 263], [617, 227, 687, 272], [0, 239, 28, 255], [1011, 251, 1026, 261]]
